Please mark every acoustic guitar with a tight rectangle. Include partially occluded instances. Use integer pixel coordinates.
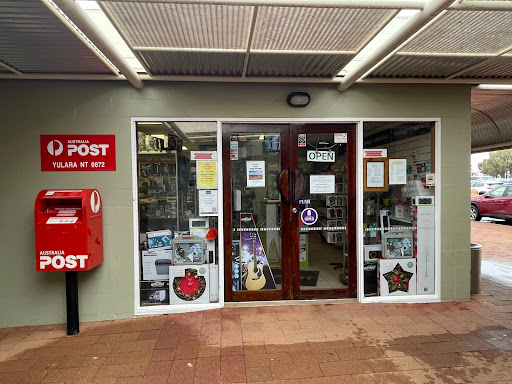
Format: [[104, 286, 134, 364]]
[[245, 232, 266, 291]]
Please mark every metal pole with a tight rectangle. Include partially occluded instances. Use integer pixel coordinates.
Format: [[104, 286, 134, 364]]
[[65, 271, 79, 335]]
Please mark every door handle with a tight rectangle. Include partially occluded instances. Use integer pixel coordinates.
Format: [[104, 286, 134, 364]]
[[277, 169, 290, 204], [292, 169, 306, 204]]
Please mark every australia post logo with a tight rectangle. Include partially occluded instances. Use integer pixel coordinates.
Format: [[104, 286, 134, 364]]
[[38, 250, 88, 270], [40, 135, 116, 172]]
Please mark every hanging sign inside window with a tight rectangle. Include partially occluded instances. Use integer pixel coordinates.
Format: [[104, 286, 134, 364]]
[[197, 161, 217, 189], [363, 149, 387, 158], [230, 141, 238, 160], [334, 133, 347, 143], [389, 159, 407, 185], [199, 190, 218, 216], [191, 151, 217, 161], [40, 135, 116, 171], [298, 134, 307, 147], [307, 151, 335, 162]]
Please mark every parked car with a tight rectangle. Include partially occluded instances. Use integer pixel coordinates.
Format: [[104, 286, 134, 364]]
[[471, 185, 512, 221], [470, 181, 503, 195], [471, 175, 497, 183]]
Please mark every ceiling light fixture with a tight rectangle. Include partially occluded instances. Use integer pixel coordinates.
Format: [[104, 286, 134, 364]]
[[286, 92, 311, 108]]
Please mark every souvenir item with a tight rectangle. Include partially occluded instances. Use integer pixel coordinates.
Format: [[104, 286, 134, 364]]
[[169, 265, 210, 304]]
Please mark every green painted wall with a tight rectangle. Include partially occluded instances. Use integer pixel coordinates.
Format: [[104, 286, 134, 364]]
[[0, 80, 471, 328]]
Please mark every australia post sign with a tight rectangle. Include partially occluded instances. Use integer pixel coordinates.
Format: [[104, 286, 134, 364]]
[[40, 135, 116, 171]]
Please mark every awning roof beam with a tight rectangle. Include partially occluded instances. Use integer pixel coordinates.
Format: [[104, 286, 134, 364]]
[[47, 0, 144, 90], [336, 0, 455, 92]]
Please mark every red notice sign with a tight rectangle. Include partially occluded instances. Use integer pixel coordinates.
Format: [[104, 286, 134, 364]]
[[40, 135, 116, 171]]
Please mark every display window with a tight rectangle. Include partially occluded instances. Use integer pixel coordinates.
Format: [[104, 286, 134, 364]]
[[135, 121, 220, 310], [361, 122, 436, 299]]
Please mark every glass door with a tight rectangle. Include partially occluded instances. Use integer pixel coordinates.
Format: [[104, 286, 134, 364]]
[[223, 124, 356, 302], [223, 124, 291, 301], [291, 125, 357, 299]]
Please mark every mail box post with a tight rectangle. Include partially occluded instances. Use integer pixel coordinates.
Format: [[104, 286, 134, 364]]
[[35, 189, 103, 335]]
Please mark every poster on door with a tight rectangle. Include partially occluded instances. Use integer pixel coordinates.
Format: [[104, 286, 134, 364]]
[[246, 161, 265, 187], [233, 213, 277, 291]]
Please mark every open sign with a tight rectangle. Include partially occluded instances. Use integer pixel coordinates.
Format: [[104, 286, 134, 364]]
[[306, 150, 335, 162]]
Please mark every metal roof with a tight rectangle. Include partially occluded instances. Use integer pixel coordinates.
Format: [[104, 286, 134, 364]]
[[0, 0, 113, 74], [2, 0, 512, 151]]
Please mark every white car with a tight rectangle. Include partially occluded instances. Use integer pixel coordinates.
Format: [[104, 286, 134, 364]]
[[471, 181, 503, 195]]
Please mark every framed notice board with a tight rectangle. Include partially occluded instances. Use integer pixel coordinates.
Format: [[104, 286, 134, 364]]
[[363, 158, 389, 192]]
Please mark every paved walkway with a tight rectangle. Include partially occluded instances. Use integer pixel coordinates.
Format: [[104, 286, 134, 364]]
[[1, 280, 512, 384], [0, 223, 511, 383]]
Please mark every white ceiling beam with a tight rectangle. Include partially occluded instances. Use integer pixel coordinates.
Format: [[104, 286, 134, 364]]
[[46, 0, 144, 89], [450, 1, 512, 11], [0, 60, 22, 75], [242, 6, 259, 77], [446, 45, 512, 80], [397, 52, 494, 57], [3, 73, 512, 85], [336, 0, 455, 92], [106, 0, 426, 9]]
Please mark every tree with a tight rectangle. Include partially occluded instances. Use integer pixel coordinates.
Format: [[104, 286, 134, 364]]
[[479, 149, 512, 178]]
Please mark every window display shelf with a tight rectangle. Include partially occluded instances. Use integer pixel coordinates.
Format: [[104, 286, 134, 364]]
[[389, 216, 412, 224], [139, 197, 177, 204]]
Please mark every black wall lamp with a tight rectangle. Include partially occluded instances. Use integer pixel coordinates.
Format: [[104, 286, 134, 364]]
[[286, 92, 311, 108]]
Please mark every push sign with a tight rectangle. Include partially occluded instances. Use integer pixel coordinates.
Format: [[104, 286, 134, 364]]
[[301, 208, 318, 225]]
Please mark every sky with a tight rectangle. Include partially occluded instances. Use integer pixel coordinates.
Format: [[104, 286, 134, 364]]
[[471, 152, 490, 173]]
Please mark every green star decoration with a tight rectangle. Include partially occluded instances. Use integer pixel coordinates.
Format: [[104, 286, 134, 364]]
[[383, 263, 414, 293]]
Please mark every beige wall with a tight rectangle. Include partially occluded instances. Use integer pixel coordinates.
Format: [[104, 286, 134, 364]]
[[0, 80, 471, 328]]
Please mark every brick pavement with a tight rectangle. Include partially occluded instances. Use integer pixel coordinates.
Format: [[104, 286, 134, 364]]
[[1, 222, 512, 383], [471, 221, 512, 265], [1, 279, 512, 384]]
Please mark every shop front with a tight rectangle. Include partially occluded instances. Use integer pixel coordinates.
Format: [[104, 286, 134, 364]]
[[0, 81, 467, 328], [133, 118, 440, 315]]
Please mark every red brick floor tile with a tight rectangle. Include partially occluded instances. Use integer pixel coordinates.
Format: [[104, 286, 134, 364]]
[[264, 342, 310, 354], [0, 369, 49, 384], [141, 376, 168, 384], [42, 366, 100, 383], [414, 353, 473, 368], [319, 360, 373, 376], [145, 360, 172, 377], [96, 334, 121, 344], [94, 363, 148, 380], [351, 372, 412, 384], [367, 356, 423, 372], [221, 355, 245, 383], [198, 344, 221, 357], [151, 348, 175, 361], [243, 342, 266, 355], [270, 361, 324, 380], [115, 377, 143, 384], [167, 359, 196, 383], [244, 353, 292, 368], [246, 366, 272, 382], [0, 359, 38, 373], [299, 376, 355, 384], [194, 356, 220, 384], [104, 351, 153, 366], [401, 368, 466, 384], [174, 341, 199, 359], [334, 346, 385, 360], [139, 330, 161, 341]]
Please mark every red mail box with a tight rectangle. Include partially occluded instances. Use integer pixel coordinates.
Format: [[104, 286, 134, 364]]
[[35, 189, 103, 272]]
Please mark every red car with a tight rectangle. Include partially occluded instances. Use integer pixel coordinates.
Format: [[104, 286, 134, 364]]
[[471, 184, 512, 222]]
